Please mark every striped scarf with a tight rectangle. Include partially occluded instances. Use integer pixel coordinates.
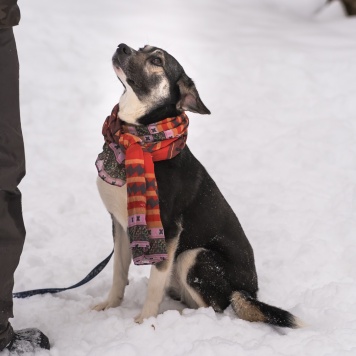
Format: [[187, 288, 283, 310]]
[[96, 104, 188, 265]]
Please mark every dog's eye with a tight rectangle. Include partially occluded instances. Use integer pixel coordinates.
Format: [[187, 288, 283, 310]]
[[151, 57, 163, 66], [127, 78, 136, 87]]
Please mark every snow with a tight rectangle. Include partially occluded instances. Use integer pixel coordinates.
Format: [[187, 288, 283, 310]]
[[2, 0, 356, 355]]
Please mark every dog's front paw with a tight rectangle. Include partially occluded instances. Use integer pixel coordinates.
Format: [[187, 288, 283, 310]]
[[92, 297, 122, 311], [134, 313, 146, 324], [134, 303, 159, 324]]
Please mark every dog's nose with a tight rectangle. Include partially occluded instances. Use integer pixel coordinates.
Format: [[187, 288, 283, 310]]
[[117, 43, 132, 56]]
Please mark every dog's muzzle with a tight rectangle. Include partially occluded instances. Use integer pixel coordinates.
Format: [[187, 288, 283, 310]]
[[117, 43, 132, 56], [113, 43, 133, 65]]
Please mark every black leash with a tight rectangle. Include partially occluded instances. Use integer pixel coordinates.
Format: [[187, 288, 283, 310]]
[[13, 250, 114, 299]]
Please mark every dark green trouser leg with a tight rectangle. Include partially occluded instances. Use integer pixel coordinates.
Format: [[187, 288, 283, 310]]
[[0, 28, 26, 350]]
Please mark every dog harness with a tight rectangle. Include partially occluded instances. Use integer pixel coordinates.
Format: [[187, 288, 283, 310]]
[[96, 104, 189, 265]]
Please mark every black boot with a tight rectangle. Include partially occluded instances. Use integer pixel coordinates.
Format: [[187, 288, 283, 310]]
[[5, 326, 50, 354]]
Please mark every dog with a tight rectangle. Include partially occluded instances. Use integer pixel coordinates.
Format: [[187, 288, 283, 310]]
[[94, 43, 300, 328]]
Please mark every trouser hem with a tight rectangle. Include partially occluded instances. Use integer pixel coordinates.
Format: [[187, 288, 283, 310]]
[[0, 322, 14, 351]]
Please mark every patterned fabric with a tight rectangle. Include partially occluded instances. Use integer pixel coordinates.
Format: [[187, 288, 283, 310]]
[[96, 104, 189, 265]]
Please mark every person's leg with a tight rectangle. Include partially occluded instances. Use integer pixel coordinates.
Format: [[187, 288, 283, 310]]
[[0, 190, 25, 349], [0, 27, 26, 350], [0, 27, 50, 352]]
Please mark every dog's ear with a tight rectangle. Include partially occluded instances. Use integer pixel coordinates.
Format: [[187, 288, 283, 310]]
[[176, 73, 211, 115]]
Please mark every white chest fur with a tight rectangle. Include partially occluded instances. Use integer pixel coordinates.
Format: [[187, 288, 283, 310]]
[[97, 177, 128, 230]]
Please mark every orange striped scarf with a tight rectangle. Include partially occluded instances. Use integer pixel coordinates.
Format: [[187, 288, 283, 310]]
[[96, 104, 188, 265]]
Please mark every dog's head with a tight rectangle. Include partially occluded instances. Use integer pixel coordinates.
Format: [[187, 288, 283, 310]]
[[112, 43, 210, 125]]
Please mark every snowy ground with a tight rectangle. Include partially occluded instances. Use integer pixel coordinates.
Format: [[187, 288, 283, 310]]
[[2, 0, 356, 355]]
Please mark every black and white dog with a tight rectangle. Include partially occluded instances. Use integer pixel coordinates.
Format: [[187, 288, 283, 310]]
[[94, 43, 300, 328]]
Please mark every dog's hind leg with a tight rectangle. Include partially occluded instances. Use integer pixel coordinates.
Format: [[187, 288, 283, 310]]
[[175, 248, 232, 312], [93, 216, 131, 311], [177, 249, 301, 328], [134, 237, 179, 324]]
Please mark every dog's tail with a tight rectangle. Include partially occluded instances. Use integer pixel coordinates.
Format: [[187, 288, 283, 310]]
[[230, 290, 302, 328]]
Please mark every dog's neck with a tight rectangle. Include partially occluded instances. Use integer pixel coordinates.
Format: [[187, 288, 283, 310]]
[[118, 99, 182, 126], [117, 86, 148, 125], [136, 104, 182, 126]]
